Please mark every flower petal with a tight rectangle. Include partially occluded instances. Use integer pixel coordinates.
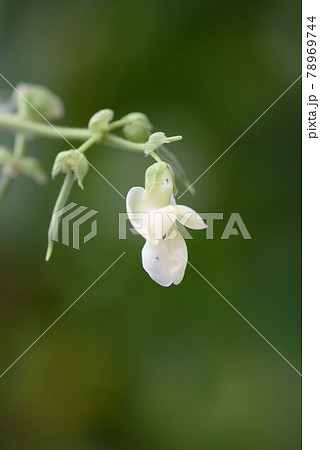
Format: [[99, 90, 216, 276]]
[[141, 229, 187, 286], [126, 186, 178, 240], [126, 186, 150, 237], [168, 229, 188, 285], [175, 205, 207, 229], [150, 205, 177, 240], [126, 186, 149, 214]]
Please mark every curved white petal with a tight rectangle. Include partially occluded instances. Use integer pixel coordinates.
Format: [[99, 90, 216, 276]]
[[168, 229, 188, 285], [174, 205, 207, 230], [126, 186, 150, 237], [126, 187, 179, 240], [126, 186, 149, 214], [150, 205, 178, 240], [141, 229, 188, 287]]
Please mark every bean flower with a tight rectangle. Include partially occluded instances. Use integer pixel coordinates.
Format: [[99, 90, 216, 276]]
[[126, 162, 206, 287]]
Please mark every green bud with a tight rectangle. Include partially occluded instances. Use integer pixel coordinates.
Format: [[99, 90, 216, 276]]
[[121, 112, 152, 142], [88, 109, 114, 134], [145, 132, 182, 155], [123, 123, 150, 143], [15, 83, 64, 121], [52, 150, 89, 189], [121, 112, 152, 129]]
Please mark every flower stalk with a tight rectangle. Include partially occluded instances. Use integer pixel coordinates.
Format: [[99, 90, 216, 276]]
[[45, 171, 74, 261], [0, 132, 27, 203]]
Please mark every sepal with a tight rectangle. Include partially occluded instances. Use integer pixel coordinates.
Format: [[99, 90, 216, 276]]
[[52, 149, 89, 189], [88, 109, 114, 134], [15, 82, 64, 121], [145, 132, 182, 155]]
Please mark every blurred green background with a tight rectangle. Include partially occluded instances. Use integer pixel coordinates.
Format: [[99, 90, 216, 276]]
[[0, 0, 301, 449]]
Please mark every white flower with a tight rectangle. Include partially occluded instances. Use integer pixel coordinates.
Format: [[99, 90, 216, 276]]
[[126, 162, 206, 287]]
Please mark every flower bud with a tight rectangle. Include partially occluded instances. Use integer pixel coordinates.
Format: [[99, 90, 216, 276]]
[[88, 109, 114, 134], [52, 150, 89, 189], [121, 112, 152, 143], [15, 83, 64, 121], [145, 132, 182, 155]]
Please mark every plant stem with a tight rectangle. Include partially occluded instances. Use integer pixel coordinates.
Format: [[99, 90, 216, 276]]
[[13, 132, 26, 157], [0, 113, 90, 140], [150, 151, 162, 163], [77, 134, 101, 153], [45, 172, 74, 261], [0, 113, 148, 154], [104, 133, 146, 152], [108, 118, 129, 131], [0, 132, 27, 205]]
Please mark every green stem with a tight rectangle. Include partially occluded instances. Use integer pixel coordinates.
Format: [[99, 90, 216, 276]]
[[103, 133, 146, 152], [108, 118, 129, 131], [150, 151, 162, 163], [0, 113, 90, 140], [0, 132, 27, 205], [77, 134, 101, 154], [13, 132, 26, 157], [0, 113, 148, 154], [45, 172, 74, 261]]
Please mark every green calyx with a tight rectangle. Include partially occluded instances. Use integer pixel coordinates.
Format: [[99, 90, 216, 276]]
[[0, 145, 47, 184], [14, 83, 64, 121], [145, 161, 178, 197], [145, 132, 182, 155], [88, 109, 114, 134], [52, 149, 89, 189]]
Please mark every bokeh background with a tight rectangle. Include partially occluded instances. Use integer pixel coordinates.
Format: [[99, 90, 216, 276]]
[[0, 0, 301, 449]]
